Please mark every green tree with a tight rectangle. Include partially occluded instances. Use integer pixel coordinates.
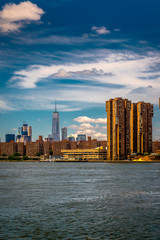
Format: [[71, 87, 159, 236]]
[[50, 150, 53, 155], [13, 152, 21, 156], [2, 153, 7, 156], [144, 152, 149, 156], [8, 155, 14, 160]]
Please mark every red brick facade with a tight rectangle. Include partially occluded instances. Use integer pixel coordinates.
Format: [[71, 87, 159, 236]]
[[0, 142, 17, 156], [17, 142, 25, 156], [0, 136, 107, 156], [152, 141, 160, 153]]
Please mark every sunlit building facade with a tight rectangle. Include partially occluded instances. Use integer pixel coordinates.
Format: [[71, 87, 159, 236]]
[[106, 98, 131, 160], [106, 98, 153, 160], [136, 102, 153, 154]]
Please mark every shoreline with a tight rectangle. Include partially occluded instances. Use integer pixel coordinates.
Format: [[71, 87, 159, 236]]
[[0, 159, 160, 163]]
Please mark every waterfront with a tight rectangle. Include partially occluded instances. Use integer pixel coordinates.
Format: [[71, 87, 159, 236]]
[[0, 163, 160, 239]]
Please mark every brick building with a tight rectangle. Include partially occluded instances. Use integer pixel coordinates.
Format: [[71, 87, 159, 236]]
[[26, 136, 44, 156], [43, 142, 52, 156], [17, 142, 25, 156], [0, 141, 17, 156], [106, 98, 130, 160], [106, 98, 154, 160], [78, 137, 98, 149], [97, 140, 107, 148], [70, 141, 77, 149], [152, 140, 160, 153], [136, 102, 153, 154], [0, 136, 107, 157]]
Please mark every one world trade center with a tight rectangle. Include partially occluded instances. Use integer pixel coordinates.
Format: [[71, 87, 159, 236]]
[[52, 101, 60, 141]]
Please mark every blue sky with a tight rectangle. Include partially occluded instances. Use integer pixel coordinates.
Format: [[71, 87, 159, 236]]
[[0, 0, 160, 141]]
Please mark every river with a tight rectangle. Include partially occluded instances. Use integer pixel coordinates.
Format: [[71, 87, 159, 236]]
[[0, 162, 160, 239]]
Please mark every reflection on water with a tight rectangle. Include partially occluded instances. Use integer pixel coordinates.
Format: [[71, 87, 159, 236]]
[[0, 162, 160, 239]]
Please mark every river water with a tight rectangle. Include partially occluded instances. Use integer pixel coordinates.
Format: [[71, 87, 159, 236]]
[[0, 162, 160, 239]]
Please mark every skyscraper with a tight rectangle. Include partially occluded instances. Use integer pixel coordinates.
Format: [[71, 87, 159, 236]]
[[76, 134, 86, 143], [22, 123, 28, 135], [28, 126, 32, 141], [106, 98, 130, 160], [68, 135, 75, 141], [106, 97, 154, 160], [16, 123, 32, 143], [62, 127, 67, 140], [136, 102, 153, 154], [52, 101, 60, 141], [130, 103, 137, 154], [5, 134, 15, 142]]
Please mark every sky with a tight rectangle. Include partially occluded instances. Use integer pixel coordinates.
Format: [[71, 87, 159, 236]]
[[0, 0, 160, 141]]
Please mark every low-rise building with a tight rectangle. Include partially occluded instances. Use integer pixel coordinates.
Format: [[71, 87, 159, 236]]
[[152, 140, 160, 153], [26, 136, 43, 156], [0, 141, 17, 156], [17, 142, 25, 156], [61, 147, 107, 161], [0, 136, 107, 158], [43, 142, 52, 156]]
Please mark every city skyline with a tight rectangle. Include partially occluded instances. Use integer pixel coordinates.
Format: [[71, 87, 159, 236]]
[[0, 0, 160, 141], [1, 97, 159, 143]]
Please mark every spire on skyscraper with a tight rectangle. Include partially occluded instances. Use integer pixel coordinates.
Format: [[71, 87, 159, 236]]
[[55, 100, 57, 112]]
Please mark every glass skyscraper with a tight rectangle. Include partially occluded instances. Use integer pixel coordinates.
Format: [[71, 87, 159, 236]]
[[5, 134, 15, 142], [62, 127, 67, 140], [52, 102, 60, 141]]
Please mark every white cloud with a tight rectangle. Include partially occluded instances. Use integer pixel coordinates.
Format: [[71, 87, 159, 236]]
[[0, 95, 83, 112], [11, 128, 17, 131], [74, 116, 107, 124], [70, 123, 95, 130], [0, 1, 44, 32], [6, 50, 160, 109], [52, 69, 71, 78], [9, 51, 160, 91], [15, 34, 127, 45], [91, 26, 111, 35], [0, 99, 15, 112], [69, 122, 107, 140]]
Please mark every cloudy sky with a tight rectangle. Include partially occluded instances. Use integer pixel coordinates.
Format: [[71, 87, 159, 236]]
[[0, 0, 160, 141]]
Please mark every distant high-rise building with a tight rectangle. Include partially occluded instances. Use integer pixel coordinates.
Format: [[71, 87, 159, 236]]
[[52, 101, 60, 141], [62, 127, 67, 140], [28, 126, 32, 141], [22, 123, 28, 136], [16, 122, 32, 144], [136, 102, 153, 154], [106, 97, 154, 160], [76, 134, 86, 143], [106, 98, 130, 160], [5, 134, 15, 142], [68, 135, 75, 141], [18, 127, 22, 135], [159, 97, 160, 109], [130, 103, 137, 154]]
